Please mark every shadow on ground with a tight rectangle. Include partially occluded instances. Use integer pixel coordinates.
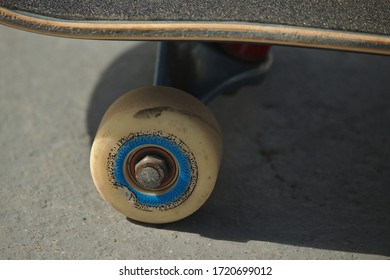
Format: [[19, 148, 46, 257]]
[[87, 42, 390, 257]]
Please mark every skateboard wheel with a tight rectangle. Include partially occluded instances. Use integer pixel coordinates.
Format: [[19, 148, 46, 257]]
[[90, 86, 222, 223]]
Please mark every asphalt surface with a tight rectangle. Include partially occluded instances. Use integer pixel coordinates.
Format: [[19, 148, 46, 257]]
[[0, 25, 390, 259]]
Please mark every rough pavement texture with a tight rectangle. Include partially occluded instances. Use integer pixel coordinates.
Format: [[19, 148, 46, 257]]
[[0, 25, 389, 259]]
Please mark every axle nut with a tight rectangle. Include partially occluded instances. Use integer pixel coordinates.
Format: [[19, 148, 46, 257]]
[[134, 155, 168, 189]]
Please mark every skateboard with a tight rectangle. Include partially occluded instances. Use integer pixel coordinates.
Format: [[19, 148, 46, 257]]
[[1, 1, 390, 224]]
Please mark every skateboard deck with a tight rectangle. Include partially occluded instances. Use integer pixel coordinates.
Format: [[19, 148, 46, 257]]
[[1, 0, 390, 55]]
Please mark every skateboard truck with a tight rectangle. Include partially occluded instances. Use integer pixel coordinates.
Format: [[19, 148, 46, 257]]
[[154, 42, 272, 103], [90, 42, 273, 223]]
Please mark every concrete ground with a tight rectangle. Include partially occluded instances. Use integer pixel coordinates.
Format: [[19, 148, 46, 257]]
[[0, 25, 389, 259]]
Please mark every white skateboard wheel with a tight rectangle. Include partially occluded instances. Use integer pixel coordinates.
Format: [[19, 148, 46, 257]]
[[90, 86, 223, 223]]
